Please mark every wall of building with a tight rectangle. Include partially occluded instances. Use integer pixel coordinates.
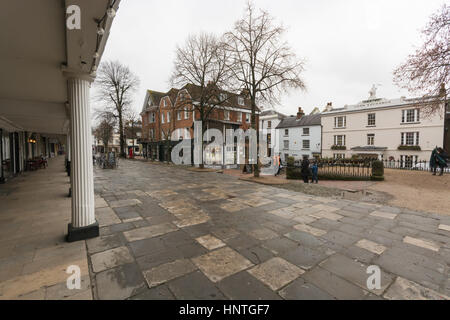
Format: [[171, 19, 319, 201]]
[[278, 125, 321, 161], [322, 105, 445, 161], [260, 115, 283, 156], [141, 89, 258, 165]]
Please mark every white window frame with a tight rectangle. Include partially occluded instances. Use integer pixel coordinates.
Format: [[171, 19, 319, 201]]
[[368, 113, 376, 126], [238, 97, 244, 106], [334, 135, 346, 146], [161, 113, 165, 124], [177, 111, 182, 121], [302, 140, 310, 150], [367, 134, 375, 146], [166, 112, 170, 123], [184, 108, 189, 120], [283, 140, 289, 150], [334, 116, 346, 128], [237, 112, 242, 122], [302, 128, 310, 136], [402, 109, 420, 123], [219, 93, 228, 101], [245, 113, 251, 123], [284, 129, 289, 137], [224, 110, 230, 121], [401, 132, 419, 146]]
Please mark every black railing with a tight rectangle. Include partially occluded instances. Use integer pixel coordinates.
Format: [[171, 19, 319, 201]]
[[287, 159, 373, 180], [381, 159, 450, 173]]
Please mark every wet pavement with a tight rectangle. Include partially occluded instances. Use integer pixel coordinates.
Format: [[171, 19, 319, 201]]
[[90, 159, 450, 300]]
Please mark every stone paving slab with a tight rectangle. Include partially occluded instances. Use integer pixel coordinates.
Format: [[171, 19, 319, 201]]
[[91, 246, 135, 273], [384, 277, 449, 300], [86, 159, 450, 300], [95, 263, 147, 300], [278, 278, 335, 300], [192, 247, 254, 283], [143, 259, 197, 288], [123, 223, 178, 242], [247, 257, 304, 291]]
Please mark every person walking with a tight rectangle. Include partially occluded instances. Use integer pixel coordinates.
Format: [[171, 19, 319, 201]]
[[275, 154, 282, 176], [430, 147, 438, 175], [301, 156, 310, 183], [436, 147, 449, 176], [311, 160, 319, 184]]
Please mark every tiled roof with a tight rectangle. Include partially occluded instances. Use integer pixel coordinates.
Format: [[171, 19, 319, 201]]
[[276, 114, 321, 129], [143, 84, 261, 113]]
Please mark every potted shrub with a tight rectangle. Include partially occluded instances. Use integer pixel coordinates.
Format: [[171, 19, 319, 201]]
[[371, 160, 384, 181]]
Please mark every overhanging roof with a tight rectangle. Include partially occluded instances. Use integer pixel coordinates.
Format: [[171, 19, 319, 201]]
[[0, 0, 120, 135]]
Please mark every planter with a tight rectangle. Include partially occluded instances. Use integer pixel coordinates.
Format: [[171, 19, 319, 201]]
[[397, 145, 421, 151], [331, 145, 347, 150]]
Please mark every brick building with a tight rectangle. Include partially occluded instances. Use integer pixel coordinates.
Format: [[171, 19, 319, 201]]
[[140, 84, 259, 167]]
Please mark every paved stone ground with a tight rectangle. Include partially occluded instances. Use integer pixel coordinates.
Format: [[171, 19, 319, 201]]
[[90, 159, 450, 300], [0, 156, 92, 300]]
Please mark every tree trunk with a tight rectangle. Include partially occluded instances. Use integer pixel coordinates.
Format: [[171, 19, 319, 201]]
[[199, 124, 206, 169], [251, 98, 260, 178], [118, 112, 126, 158]]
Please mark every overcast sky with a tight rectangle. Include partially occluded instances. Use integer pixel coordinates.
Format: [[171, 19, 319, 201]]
[[97, 0, 446, 117]]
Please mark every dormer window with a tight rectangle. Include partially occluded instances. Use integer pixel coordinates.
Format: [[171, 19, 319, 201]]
[[220, 93, 228, 101], [238, 97, 245, 106]]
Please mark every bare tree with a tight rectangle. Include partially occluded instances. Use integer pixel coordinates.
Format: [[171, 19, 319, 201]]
[[124, 109, 141, 141], [225, 2, 307, 177], [124, 109, 142, 157], [94, 112, 116, 154], [170, 33, 233, 168], [95, 60, 140, 158], [394, 4, 449, 116]]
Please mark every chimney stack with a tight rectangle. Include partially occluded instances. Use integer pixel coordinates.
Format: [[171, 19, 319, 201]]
[[297, 107, 305, 120], [324, 102, 333, 112]]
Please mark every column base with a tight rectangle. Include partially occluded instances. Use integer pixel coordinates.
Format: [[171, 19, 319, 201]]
[[67, 221, 99, 242]]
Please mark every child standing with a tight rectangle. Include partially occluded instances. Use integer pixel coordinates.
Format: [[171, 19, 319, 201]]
[[311, 161, 319, 184]]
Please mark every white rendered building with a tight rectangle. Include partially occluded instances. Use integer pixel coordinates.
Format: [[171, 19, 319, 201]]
[[276, 108, 322, 162], [259, 109, 287, 157], [321, 86, 446, 164]]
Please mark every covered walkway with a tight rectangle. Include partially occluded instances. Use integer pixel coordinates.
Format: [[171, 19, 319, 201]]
[[0, 156, 91, 299]]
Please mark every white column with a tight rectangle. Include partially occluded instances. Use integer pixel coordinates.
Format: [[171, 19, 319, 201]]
[[68, 77, 96, 231]]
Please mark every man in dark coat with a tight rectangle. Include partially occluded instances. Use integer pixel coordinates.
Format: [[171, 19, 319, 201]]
[[431, 147, 449, 176], [301, 156, 310, 183], [430, 147, 438, 175], [436, 148, 449, 176]]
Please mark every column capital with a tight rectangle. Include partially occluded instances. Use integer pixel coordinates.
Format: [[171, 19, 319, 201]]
[[61, 65, 96, 83]]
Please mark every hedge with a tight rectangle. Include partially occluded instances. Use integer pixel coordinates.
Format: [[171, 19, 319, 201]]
[[371, 160, 384, 181], [286, 156, 303, 180]]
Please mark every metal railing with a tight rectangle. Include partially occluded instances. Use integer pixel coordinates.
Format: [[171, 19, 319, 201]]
[[382, 159, 450, 173], [287, 159, 373, 179]]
